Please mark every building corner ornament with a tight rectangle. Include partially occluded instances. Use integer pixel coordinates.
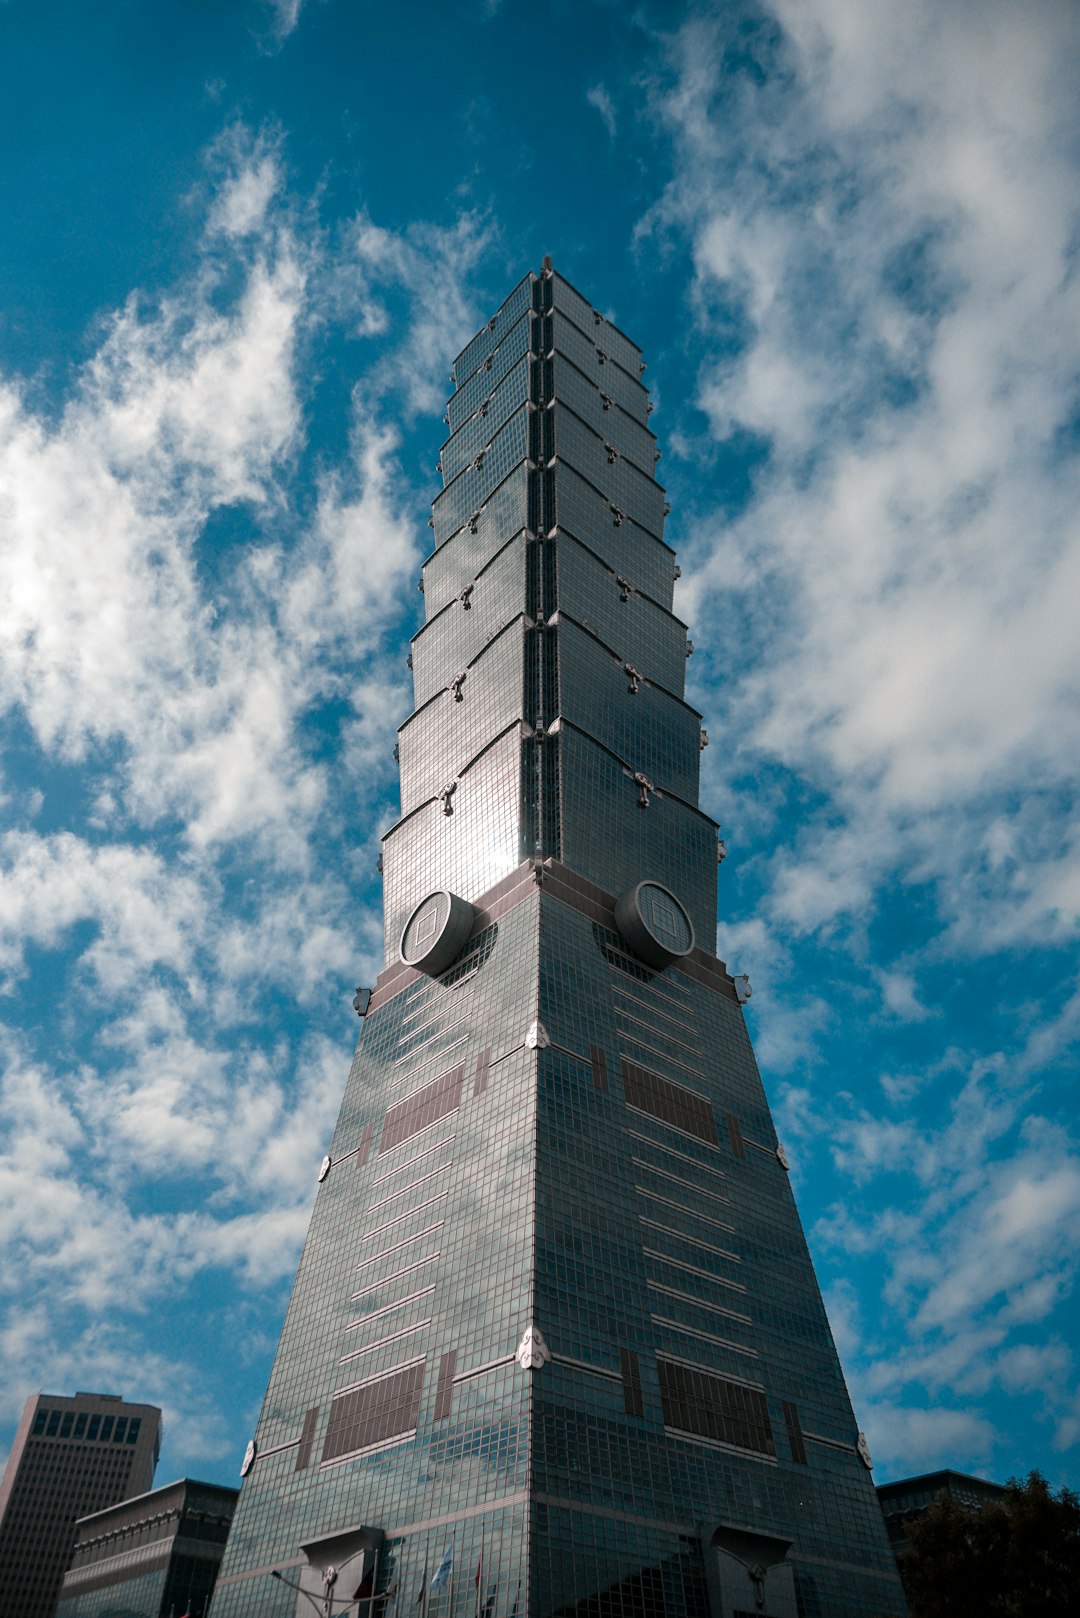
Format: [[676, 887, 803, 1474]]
[[516, 1326, 551, 1370]]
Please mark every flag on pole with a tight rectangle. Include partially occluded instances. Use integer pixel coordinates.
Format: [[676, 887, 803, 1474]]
[[474, 1520, 484, 1618], [415, 1561, 429, 1611], [384, 1576, 400, 1618], [431, 1546, 453, 1592]]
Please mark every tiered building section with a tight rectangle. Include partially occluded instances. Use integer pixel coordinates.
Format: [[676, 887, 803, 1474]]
[[209, 263, 907, 1618]]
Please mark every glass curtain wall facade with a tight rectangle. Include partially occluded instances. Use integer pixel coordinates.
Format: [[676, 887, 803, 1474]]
[[209, 263, 907, 1618]]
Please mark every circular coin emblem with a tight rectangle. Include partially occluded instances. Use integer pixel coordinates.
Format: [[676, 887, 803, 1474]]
[[400, 890, 476, 976], [614, 881, 695, 968]]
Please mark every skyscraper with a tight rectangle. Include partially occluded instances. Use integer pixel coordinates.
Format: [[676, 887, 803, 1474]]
[[210, 262, 907, 1618], [0, 1390, 162, 1618]]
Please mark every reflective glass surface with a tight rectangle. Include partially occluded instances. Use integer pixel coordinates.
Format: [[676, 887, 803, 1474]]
[[209, 266, 907, 1618]]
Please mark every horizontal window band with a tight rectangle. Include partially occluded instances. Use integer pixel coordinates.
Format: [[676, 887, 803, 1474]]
[[351, 1253, 440, 1301], [367, 1163, 450, 1215], [401, 995, 441, 1025], [621, 1062, 715, 1108], [638, 1218, 741, 1261], [319, 1430, 417, 1469], [394, 1018, 471, 1068], [627, 1111, 724, 1154], [615, 1009, 701, 1060], [452, 1353, 516, 1385], [647, 1280, 752, 1324], [325, 1140, 366, 1169], [355, 1222, 444, 1273], [802, 1430, 860, 1454], [386, 1037, 470, 1093], [650, 1316, 759, 1356], [656, 1352, 764, 1392], [643, 1250, 745, 1292], [345, 1284, 436, 1330], [359, 1191, 448, 1242], [635, 1189, 735, 1232], [338, 1320, 431, 1365], [372, 1137, 455, 1186], [396, 997, 468, 1038], [613, 982, 697, 1020], [372, 1112, 460, 1168], [252, 1437, 299, 1459], [662, 1425, 777, 1464], [627, 1131, 727, 1180], [618, 1037, 709, 1083], [632, 1160, 732, 1206], [745, 1137, 779, 1157], [549, 1354, 622, 1384], [334, 1355, 427, 1398]]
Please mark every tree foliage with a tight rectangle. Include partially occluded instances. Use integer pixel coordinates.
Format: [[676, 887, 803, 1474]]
[[902, 1470, 1080, 1618]]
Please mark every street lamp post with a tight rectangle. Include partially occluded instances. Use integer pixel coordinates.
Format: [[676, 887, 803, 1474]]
[[270, 1564, 339, 1618]]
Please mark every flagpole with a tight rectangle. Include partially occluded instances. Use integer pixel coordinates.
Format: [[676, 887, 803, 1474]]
[[448, 1530, 455, 1618]]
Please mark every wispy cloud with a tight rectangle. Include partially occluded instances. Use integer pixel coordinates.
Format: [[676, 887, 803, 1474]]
[[587, 84, 617, 140], [650, 0, 1080, 1477], [0, 125, 488, 1469]]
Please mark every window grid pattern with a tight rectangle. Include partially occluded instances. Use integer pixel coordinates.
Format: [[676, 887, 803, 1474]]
[[557, 622, 699, 795], [433, 408, 531, 545], [448, 312, 533, 432], [548, 271, 642, 377], [411, 542, 527, 707], [550, 353, 656, 470], [556, 535, 687, 686], [442, 354, 533, 482], [553, 465, 675, 604], [549, 311, 648, 423], [558, 729, 717, 942], [553, 406, 665, 538], [400, 626, 525, 816], [382, 727, 526, 957], [453, 273, 535, 385]]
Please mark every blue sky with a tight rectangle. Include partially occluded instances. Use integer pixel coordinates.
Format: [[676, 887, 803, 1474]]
[[1, 0, 1078, 1495]]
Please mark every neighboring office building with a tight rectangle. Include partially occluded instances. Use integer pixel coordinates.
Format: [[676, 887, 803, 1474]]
[[54, 1478, 238, 1618], [210, 262, 908, 1618], [0, 1391, 161, 1618], [877, 1468, 1006, 1557]]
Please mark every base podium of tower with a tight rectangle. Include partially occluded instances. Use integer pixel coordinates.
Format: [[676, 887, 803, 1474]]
[[209, 266, 907, 1618]]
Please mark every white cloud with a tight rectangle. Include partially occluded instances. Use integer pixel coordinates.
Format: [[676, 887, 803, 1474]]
[[864, 1399, 997, 1475], [645, 0, 1080, 954], [339, 213, 494, 417], [207, 141, 283, 238], [261, 0, 305, 46], [0, 122, 493, 1467], [586, 85, 617, 140], [641, 5, 1080, 1471], [0, 832, 203, 992]]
